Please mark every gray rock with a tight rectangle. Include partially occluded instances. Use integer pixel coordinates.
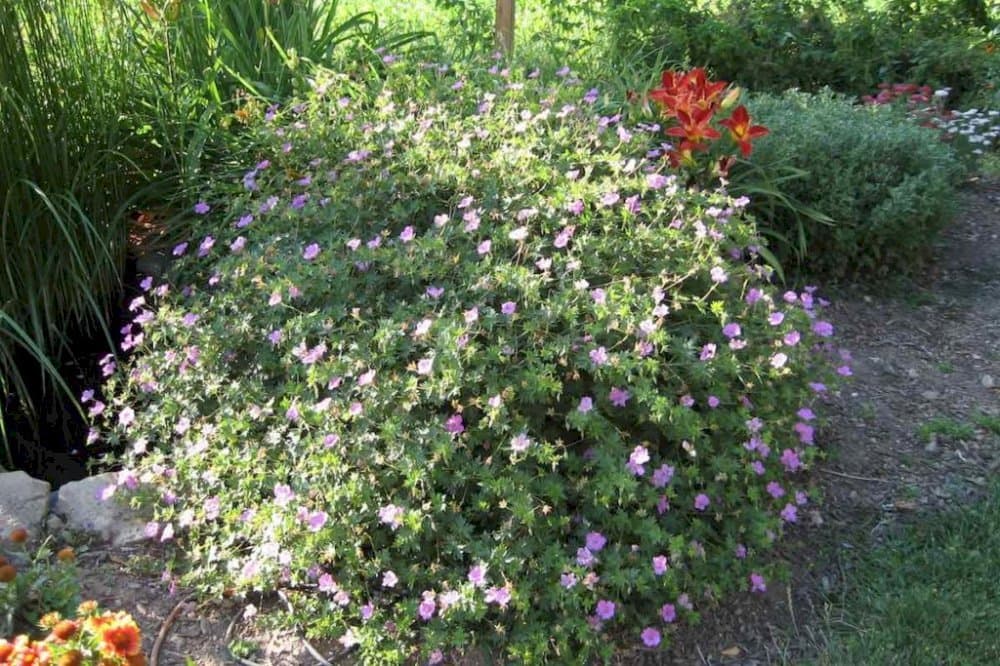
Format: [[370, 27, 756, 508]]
[[53, 473, 148, 546], [45, 513, 66, 534], [0, 471, 51, 537]]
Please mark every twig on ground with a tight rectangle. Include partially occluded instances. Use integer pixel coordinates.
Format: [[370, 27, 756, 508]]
[[224, 606, 265, 666], [150, 593, 195, 666], [820, 469, 893, 483]]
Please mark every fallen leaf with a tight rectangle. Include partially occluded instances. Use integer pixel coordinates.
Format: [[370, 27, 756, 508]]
[[721, 646, 741, 658]]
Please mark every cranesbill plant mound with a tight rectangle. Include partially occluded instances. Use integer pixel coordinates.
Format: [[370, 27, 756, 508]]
[[92, 58, 841, 663]]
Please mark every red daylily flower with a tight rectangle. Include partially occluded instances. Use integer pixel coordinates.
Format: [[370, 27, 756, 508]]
[[718, 105, 769, 157], [649, 68, 728, 118], [666, 107, 721, 147]]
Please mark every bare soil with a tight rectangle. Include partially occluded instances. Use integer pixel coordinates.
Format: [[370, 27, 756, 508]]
[[74, 179, 1000, 665]]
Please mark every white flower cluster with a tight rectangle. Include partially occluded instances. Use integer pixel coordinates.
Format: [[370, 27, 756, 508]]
[[931, 107, 1000, 156]]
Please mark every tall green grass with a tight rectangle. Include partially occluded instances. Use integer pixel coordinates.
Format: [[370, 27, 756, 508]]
[[121, 0, 432, 234], [0, 0, 143, 467]]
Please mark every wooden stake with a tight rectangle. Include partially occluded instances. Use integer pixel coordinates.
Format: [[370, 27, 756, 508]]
[[495, 0, 514, 55]]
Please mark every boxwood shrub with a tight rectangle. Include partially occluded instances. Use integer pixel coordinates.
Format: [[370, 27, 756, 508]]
[[744, 90, 962, 280], [92, 60, 840, 663]]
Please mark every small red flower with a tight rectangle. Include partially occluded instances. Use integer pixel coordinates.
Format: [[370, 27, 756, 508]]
[[718, 105, 769, 157]]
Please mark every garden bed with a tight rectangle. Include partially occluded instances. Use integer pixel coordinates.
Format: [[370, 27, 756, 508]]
[[70, 180, 1000, 665]]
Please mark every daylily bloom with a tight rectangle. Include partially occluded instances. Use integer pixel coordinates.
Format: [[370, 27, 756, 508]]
[[666, 108, 721, 147], [719, 105, 769, 157]]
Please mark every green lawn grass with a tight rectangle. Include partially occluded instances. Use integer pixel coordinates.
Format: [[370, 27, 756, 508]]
[[814, 483, 1000, 665]]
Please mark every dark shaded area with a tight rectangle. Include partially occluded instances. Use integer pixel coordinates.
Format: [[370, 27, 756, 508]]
[[1, 257, 141, 488]]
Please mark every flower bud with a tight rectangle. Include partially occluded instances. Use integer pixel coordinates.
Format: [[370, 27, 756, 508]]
[[720, 86, 742, 111]]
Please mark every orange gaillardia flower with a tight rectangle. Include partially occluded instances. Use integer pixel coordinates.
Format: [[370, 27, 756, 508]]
[[57, 650, 83, 666], [38, 612, 62, 630], [56, 547, 76, 563], [50, 620, 80, 642], [1, 636, 50, 665], [76, 601, 99, 616], [96, 614, 143, 657], [7, 527, 28, 543], [718, 105, 769, 157], [0, 564, 16, 583]]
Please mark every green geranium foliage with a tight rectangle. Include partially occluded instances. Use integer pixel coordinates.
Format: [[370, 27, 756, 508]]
[[92, 59, 841, 663]]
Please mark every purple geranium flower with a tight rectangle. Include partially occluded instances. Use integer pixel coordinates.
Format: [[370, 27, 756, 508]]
[[812, 320, 834, 337], [468, 564, 487, 587], [595, 600, 616, 620], [589, 346, 609, 366], [609, 387, 630, 407], [307, 511, 328, 532], [418, 597, 436, 621], [780, 448, 803, 472], [510, 432, 532, 452], [651, 464, 674, 488], [660, 603, 676, 623], [444, 413, 464, 434], [585, 532, 607, 552], [627, 445, 649, 475], [484, 585, 511, 608], [378, 505, 404, 530]]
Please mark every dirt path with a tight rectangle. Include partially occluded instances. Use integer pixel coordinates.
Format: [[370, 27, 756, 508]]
[[75, 180, 1000, 665]]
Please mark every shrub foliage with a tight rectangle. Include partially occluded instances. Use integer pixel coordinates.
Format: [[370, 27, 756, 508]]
[[745, 90, 962, 279], [94, 60, 840, 662]]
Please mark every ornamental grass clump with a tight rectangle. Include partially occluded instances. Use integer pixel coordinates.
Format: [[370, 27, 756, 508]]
[[92, 58, 841, 663]]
